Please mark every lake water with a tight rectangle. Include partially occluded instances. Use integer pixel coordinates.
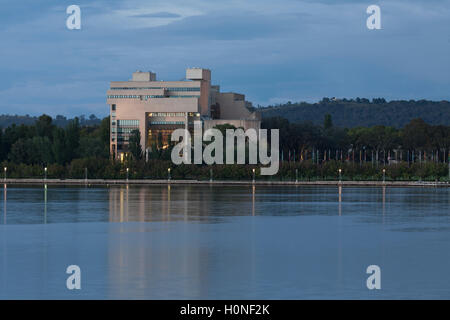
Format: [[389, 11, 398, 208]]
[[0, 184, 449, 299]]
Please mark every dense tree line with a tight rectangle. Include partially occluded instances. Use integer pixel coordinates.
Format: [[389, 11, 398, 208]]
[[260, 98, 450, 128], [262, 116, 450, 164], [0, 114, 102, 128], [0, 114, 449, 181], [0, 114, 109, 165]]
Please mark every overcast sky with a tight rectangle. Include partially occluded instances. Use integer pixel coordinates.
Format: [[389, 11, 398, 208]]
[[1, 0, 449, 117]]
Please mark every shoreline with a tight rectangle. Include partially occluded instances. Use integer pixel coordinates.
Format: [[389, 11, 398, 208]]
[[1, 178, 449, 187]]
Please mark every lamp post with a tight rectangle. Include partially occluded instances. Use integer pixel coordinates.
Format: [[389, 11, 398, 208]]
[[84, 167, 88, 183], [44, 167, 47, 181], [3, 167, 6, 182], [168, 168, 171, 181], [126, 167, 129, 182], [210, 168, 213, 183], [382, 168, 386, 184], [295, 168, 298, 184], [252, 168, 255, 184], [338, 168, 342, 184]]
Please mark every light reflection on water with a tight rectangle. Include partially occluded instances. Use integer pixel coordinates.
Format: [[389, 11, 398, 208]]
[[0, 184, 449, 299], [1, 184, 448, 226]]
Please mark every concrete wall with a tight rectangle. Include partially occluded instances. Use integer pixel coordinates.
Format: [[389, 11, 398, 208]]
[[132, 71, 156, 81], [214, 92, 261, 121], [203, 119, 261, 131], [110, 80, 201, 89]]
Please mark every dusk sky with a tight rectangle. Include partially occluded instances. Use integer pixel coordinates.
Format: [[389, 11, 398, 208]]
[[1, 0, 449, 117]]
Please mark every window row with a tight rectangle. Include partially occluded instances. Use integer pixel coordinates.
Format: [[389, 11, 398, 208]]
[[108, 95, 160, 99], [112, 128, 138, 134], [117, 119, 139, 126], [109, 87, 200, 91], [149, 121, 185, 125], [108, 95, 199, 99], [148, 112, 200, 117]]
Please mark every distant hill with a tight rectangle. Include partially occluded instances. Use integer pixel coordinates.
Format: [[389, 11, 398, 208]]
[[259, 98, 450, 128], [0, 114, 102, 128]]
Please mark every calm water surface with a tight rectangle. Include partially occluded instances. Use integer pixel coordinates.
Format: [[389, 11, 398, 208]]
[[0, 184, 449, 299]]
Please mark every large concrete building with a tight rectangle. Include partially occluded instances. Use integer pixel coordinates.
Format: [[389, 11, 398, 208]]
[[107, 68, 261, 160]]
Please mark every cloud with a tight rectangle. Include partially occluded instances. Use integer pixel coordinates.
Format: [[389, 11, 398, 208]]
[[0, 0, 449, 117], [130, 12, 181, 18]]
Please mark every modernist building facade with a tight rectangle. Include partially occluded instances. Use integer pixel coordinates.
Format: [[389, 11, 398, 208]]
[[107, 68, 261, 160]]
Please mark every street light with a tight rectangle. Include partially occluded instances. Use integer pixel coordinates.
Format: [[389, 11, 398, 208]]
[[168, 168, 171, 181], [126, 168, 129, 182], [3, 167, 6, 182], [252, 168, 256, 184], [338, 168, 342, 183], [210, 168, 213, 183], [44, 167, 47, 180], [295, 168, 298, 184], [382, 168, 386, 184]]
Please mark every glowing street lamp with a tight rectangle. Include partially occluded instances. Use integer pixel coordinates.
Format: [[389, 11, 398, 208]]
[[44, 167, 47, 180], [3, 167, 6, 182], [126, 168, 129, 182], [168, 168, 171, 181], [252, 168, 256, 184], [382, 168, 386, 184], [338, 168, 342, 184]]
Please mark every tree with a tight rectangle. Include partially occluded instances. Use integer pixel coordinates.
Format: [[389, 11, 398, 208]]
[[52, 127, 67, 164], [129, 129, 143, 160], [401, 118, 429, 150], [324, 114, 333, 130], [65, 117, 80, 162], [9, 136, 53, 165], [27, 136, 53, 164], [35, 114, 54, 138], [8, 139, 28, 164], [0, 128, 4, 161], [79, 135, 109, 159], [100, 116, 110, 142]]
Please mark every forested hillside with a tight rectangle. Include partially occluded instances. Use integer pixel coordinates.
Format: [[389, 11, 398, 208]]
[[0, 114, 101, 128], [259, 98, 450, 128]]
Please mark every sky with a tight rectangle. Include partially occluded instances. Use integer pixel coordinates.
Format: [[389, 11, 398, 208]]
[[0, 0, 449, 117]]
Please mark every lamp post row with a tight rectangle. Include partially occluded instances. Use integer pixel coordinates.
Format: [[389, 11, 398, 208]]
[[1, 166, 395, 183]]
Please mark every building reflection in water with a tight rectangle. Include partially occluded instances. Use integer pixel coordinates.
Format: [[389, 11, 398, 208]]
[[338, 185, 342, 216], [167, 185, 171, 221], [107, 185, 203, 299], [106, 184, 258, 298], [108, 185, 226, 223]]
